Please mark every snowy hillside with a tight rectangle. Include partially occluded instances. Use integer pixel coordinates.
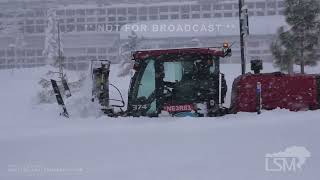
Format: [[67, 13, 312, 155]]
[[0, 63, 319, 180]]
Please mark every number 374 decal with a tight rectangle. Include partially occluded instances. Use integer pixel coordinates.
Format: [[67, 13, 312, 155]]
[[132, 104, 148, 111]]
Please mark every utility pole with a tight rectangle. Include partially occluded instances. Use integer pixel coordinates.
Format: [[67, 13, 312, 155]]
[[238, 0, 249, 75]]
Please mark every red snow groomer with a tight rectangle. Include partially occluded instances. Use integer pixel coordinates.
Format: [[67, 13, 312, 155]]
[[89, 46, 320, 118], [230, 60, 320, 113]]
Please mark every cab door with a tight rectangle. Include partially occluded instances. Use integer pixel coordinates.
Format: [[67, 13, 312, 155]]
[[128, 59, 157, 116]]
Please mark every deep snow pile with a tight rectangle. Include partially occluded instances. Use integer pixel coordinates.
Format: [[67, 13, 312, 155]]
[[0, 63, 319, 180]]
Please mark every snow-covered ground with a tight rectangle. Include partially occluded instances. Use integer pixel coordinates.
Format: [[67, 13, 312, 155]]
[[0, 63, 319, 180]]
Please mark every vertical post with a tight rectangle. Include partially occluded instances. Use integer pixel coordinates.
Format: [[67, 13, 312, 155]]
[[239, 0, 246, 75], [256, 82, 262, 114], [218, 73, 222, 108]]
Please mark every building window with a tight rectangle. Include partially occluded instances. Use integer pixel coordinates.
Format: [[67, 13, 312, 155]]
[[149, 15, 158, 20], [279, 10, 285, 15], [249, 50, 261, 54], [98, 9, 106, 15], [87, 48, 96, 54], [98, 48, 107, 54], [234, 3, 239, 9], [256, 2, 266, 9], [138, 7, 148, 15], [214, 13, 222, 17], [201, 4, 211, 11], [37, 57, 45, 64], [191, 14, 200, 19], [108, 17, 116, 22], [36, 19, 44, 24], [66, 10, 75, 16], [159, 6, 168, 12], [248, 41, 260, 47], [7, 49, 14, 57], [66, 24, 75, 32], [26, 11, 34, 17], [268, 11, 276, 15], [139, 16, 147, 21], [191, 5, 200, 11], [170, 6, 179, 12], [76, 24, 85, 31], [86, 9, 95, 15], [181, 5, 190, 13], [25, 26, 34, 33], [36, 49, 42, 56], [35, 10, 45, 17], [108, 47, 118, 53], [149, 7, 158, 15], [0, 50, 5, 57], [224, 13, 233, 17], [77, 18, 85, 22], [58, 19, 64, 24], [267, 2, 276, 8], [67, 18, 75, 23], [129, 16, 137, 21], [76, 9, 85, 16], [223, 4, 233, 10], [117, 8, 127, 15], [108, 8, 116, 15], [0, 59, 5, 64], [118, 17, 126, 21], [171, 14, 179, 19], [160, 15, 168, 20], [203, 13, 211, 18], [257, 11, 265, 16], [128, 7, 137, 15], [87, 17, 96, 23], [18, 20, 24, 26], [98, 17, 106, 22], [17, 50, 25, 56], [36, 26, 45, 33], [181, 14, 189, 19], [26, 20, 34, 25], [263, 50, 270, 54], [247, 3, 255, 8], [213, 5, 222, 10], [26, 49, 35, 56]]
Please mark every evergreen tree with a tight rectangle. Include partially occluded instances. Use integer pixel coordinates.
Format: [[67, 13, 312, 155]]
[[271, 0, 320, 74], [118, 31, 144, 77], [271, 27, 295, 74], [43, 8, 63, 67], [38, 8, 65, 103]]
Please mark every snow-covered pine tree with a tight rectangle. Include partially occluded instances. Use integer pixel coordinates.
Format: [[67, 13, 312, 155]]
[[118, 31, 143, 77], [43, 8, 62, 67], [271, 27, 296, 74], [38, 8, 65, 103], [38, 9, 85, 104], [272, 0, 320, 74]]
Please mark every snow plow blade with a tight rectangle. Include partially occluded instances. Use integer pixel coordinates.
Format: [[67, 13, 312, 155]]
[[230, 73, 320, 113]]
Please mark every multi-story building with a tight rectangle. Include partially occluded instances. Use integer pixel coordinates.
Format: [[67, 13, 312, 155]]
[[0, 0, 302, 70]]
